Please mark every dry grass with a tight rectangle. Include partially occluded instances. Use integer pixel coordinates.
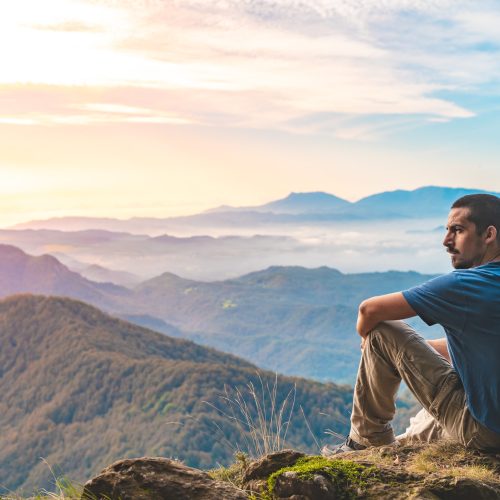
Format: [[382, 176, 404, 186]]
[[208, 451, 248, 490], [204, 372, 297, 458], [351, 447, 398, 468], [448, 464, 498, 482], [407, 440, 499, 483], [1, 479, 82, 500]]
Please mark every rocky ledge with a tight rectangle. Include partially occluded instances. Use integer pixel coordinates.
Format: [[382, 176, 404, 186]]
[[82, 441, 500, 499]]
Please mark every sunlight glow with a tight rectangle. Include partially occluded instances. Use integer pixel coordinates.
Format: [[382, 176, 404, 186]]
[[0, 167, 61, 194], [0, 0, 499, 227]]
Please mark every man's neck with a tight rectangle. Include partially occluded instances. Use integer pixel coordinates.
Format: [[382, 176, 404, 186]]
[[481, 248, 500, 265]]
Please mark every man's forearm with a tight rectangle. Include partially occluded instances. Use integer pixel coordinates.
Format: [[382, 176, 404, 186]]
[[356, 292, 416, 338]]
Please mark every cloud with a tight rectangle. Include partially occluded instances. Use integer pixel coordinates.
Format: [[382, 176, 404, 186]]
[[4, 0, 500, 135], [0, 117, 38, 126], [31, 20, 102, 32], [103, 0, 485, 121], [0, 86, 196, 126], [81, 102, 193, 123]]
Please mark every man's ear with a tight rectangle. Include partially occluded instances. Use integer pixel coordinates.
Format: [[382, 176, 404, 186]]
[[484, 225, 498, 244]]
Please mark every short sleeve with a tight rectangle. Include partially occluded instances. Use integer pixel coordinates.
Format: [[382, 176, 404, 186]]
[[402, 272, 468, 331]]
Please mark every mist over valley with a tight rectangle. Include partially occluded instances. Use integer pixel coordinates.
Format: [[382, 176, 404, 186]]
[[4, 186, 494, 281]]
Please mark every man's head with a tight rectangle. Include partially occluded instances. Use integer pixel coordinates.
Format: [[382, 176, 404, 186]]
[[443, 194, 500, 269]]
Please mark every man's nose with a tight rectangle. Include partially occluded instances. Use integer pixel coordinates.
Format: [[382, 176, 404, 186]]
[[443, 231, 453, 247]]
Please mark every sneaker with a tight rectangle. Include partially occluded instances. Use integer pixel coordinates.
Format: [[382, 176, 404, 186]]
[[321, 436, 367, 456]]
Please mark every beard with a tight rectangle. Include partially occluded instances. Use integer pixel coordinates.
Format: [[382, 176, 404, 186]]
[[452, 258, 473, 269], [448, 249, 474, 269]]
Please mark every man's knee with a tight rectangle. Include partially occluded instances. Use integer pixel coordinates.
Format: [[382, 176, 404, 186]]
[[367, 320, 417, 348]]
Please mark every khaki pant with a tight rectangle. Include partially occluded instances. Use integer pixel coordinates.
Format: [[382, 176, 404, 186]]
[[349, 320, 500, 452]]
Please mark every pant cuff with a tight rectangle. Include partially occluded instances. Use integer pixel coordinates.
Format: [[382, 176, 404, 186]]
[[350, 428, 396, 448]]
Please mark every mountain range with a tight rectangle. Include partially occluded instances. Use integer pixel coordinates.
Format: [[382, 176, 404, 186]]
[[130, 266, 441, 382], [0, 294, 352, 494], [11, 186, 498, 234], [0, 244, 441, 383]]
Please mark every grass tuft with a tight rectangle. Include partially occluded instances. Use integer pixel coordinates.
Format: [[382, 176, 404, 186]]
[[0, 459, 90, 500], [208, 451, 248, 487], [204, 372, 297, 458]]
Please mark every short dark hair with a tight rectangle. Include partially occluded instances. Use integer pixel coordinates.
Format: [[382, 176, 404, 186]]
[[452, 194, 500, 242]]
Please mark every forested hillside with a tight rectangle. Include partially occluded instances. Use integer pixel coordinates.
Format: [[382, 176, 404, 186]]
[[131, 266, 441, 382], [0, 295, 351, 494]]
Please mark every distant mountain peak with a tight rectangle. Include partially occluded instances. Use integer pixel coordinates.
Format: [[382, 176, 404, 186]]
[[202, 204, 235, 214], [10, 186, 499, 233], [0, 243, 25, 255], [285, 191, 343, 199], [0, 244, 131, 306], [201, 191, 351, 215], [259, 191, 350, 215], [353, 186, 499, 217]]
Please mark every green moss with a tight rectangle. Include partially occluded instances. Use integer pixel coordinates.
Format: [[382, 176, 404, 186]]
[[266, 456, 378, 499]]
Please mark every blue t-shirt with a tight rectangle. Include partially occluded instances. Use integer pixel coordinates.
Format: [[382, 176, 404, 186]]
[[402, 261, 500, 434]]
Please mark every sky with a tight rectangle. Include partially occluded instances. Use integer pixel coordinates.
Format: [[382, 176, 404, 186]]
[[1, 0, 500, 227]]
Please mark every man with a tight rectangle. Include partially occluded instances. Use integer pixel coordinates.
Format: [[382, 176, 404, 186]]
[[323, 193, 500, 454]]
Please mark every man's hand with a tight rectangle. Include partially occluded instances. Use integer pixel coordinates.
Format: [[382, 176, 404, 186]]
[[357, 292, 416, 338]]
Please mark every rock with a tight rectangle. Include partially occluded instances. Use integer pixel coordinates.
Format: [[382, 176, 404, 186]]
[[242, 449, 305, 494], [417, 477, 500, 500], [272, 470, 337, 500], [81, 457, 248, 500], [243, 449, 306, 481]]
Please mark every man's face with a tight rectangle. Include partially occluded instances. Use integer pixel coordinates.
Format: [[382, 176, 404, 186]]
[[443, 207, 486, 269]]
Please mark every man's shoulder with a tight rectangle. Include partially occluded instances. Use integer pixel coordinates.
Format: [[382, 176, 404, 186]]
[[419, 270, 460, 290], [428, 262, 500, 283], [426, 264, 500, 306], [402, 272, 458, 306], [405, 263, 500, 300], [453, 262, 500, 283]]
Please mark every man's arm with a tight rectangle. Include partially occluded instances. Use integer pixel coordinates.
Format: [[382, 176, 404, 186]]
[[357, 293, 453, 361], [356, 292, 416, 338]]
